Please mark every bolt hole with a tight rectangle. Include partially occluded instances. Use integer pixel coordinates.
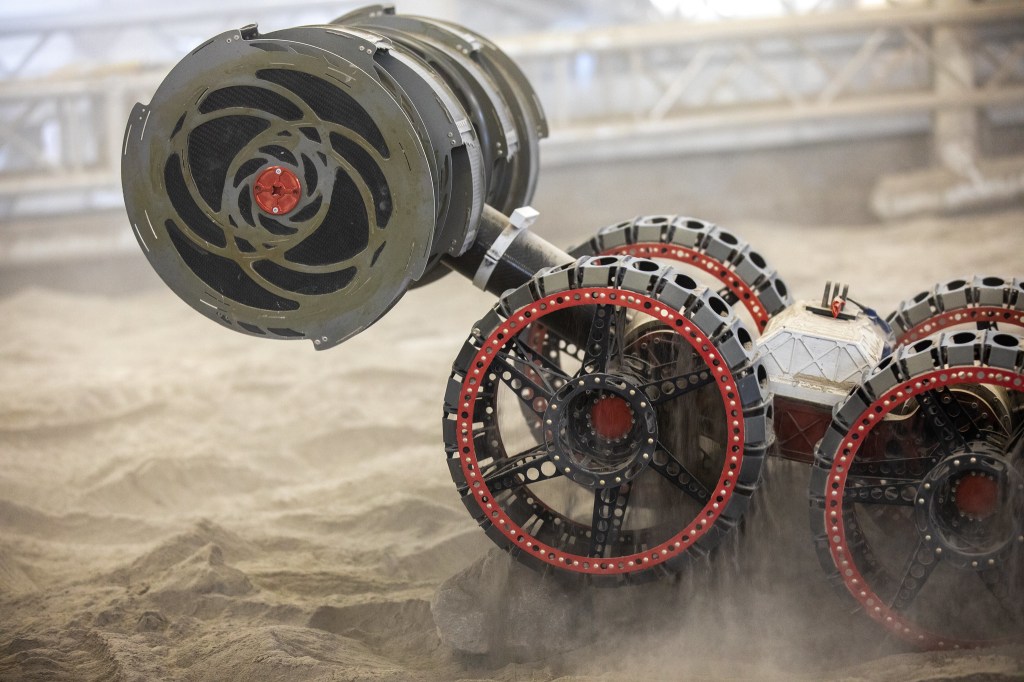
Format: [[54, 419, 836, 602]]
[[632, 259, 660, 272], [992, 333, 1018, 348]]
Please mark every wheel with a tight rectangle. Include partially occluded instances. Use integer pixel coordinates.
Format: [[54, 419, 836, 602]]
[[570, 215, 792, 335], [887, 276, 1024, 346], [443, 256, 772, 582], [809, 330, 1024, 647]]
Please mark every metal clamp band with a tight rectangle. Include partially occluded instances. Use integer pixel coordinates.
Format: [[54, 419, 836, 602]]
[[472, 206, 539, 290]]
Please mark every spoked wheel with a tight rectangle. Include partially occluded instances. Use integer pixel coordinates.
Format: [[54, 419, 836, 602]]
[[444, 256, 772, 583], [887, 276, 1024, 346], [809, 330, 1024, 647], [571, 215, 792, 335]]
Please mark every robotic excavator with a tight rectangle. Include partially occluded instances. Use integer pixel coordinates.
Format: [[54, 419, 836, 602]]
[[123, 5, 1024, 650]]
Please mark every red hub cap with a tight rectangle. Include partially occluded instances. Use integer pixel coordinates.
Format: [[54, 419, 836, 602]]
[[954, 474, 999, 519], [590, 394, 633, 441], [253, 166, 301, 215]]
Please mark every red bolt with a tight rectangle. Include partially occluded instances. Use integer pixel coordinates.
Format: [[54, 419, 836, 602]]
[[253, 166, 301, 216]]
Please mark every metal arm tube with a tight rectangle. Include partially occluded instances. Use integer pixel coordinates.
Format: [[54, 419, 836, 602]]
[[443, 204, 575, 296], [443, 205, 597, 348]]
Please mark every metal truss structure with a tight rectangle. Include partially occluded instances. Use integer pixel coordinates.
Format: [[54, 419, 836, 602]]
[[504, 3, 1024, 158], [499, 1, 1024, 218], [0, 1, 1022, 250]]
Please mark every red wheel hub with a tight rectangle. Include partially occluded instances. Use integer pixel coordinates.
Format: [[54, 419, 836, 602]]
[[590, 395, 633, 440], [954, 474, 998, 518], [253, 166, 301, 215]]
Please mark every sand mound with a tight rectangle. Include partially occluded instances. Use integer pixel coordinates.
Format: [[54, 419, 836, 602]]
[[2, 210, 1023, 679], [0, 546, 36, 595], [0, 499, 163, 546], [76, 456, 274, 515], [0, 631, 122, 681], [110, 519, 256, 588], [151, 543, 254, 597], [309, 599, 439, 661], [186, 626, 418, 682]]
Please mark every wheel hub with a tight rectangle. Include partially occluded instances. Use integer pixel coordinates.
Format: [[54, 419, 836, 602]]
[[544, 373, 657, 489], [914, 446, 1023, 569]]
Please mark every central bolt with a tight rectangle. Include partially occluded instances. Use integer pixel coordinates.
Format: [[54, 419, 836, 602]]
[[253, 165, 301, 215]]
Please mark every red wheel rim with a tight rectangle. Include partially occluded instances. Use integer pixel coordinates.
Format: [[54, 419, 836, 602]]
[[898, 307, 1024, 345], [454, 287, 747, 575], [601, 243, 771, 331], [824, 367, 1024, 648]]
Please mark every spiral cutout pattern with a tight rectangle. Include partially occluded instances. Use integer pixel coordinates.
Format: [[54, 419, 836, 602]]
[[163, 62, 398, 319], [123, 26, 454, 345], [125, 16, 545, 345]]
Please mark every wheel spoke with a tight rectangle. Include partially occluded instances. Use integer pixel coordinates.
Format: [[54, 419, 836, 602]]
[[916, 387, 981, 455], [848, 456, 938, 479], [649, 442, 712, 504], [492, 347, 555, 416], [510, 333, 571, 387], [979, 566, 1024, 623], [578, 303, 617, 376], [589, 483, 631, 557], [614, 304, 629, 373], [843, 475, 919, 507], [482, 444, 563, 492], [938, 387, 984, 441], [637, 368, 716, 406], [843, 511, 879, 572], [890, 538, 942, 612]]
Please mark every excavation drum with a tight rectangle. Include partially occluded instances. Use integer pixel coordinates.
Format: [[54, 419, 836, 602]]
[[122, 5, 546, 348]]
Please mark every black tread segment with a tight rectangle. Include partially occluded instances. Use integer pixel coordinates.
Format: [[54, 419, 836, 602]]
[[570, 215, 794, 330], [887, 275, 1024, 344]]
